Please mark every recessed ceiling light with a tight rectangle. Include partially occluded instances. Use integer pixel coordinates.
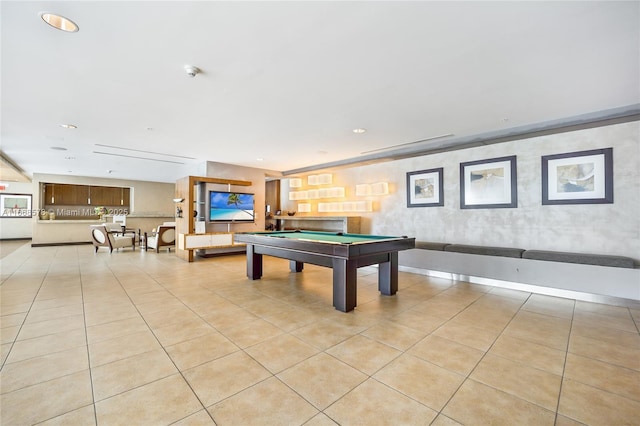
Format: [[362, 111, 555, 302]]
[[353, 128, 367, 134], [40, 12, 79, 32], [50, 146, 67, 151], [60, 124, 77, 129], [256, 158, 264, 161]]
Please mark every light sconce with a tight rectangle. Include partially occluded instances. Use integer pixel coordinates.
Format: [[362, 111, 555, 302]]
[[173, 198, 184, 218]]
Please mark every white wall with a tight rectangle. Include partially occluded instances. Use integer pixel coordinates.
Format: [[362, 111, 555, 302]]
[[282, 120, 640, 262], [0, 182, 34, 239]]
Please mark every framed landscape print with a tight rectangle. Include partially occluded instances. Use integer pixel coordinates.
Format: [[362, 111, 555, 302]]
[[542, 147, 613, 205], [0, 193, 32, 217], [406, 167, 444, 207], [460, 155, 517, 209]]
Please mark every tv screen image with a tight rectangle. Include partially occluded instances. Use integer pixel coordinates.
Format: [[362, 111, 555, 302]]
[[209, 191, 255, 222]]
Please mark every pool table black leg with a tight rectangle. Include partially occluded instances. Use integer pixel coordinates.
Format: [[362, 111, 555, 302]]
[[290, 260, 304, 272], [378, 252, 398, 295], [246, 244, 263, 279], [332, 258, 357, 312]]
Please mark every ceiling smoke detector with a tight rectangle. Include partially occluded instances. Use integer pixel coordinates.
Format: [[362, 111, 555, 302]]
[[184, 65, 200, 77]]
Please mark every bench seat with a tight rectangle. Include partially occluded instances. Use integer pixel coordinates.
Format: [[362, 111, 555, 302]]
[[522, 250, 636, 269], [444, 244, 525, 258], [415, 241, 450, 251]]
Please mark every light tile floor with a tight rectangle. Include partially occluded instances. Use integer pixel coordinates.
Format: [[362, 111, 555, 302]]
[[1, 242, 639, 425]]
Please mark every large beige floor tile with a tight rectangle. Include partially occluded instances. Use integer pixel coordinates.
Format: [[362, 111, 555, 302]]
[[0, 346, 88, 394], [487, 287, 531, 302], [558, 378, 640, 425], [0, 370, 93, 425], [503, 310, 571, 350], [574, 300, 633, 318], [489, 334, 566, 375], [442, 379, 556, 425], [432, 321, 500, 351], [431, 414, 464, 426], [324, 378, 438, 425], [409, 334, 484, 376], [17, 313, 85, 340], [36, 404, 96, 426], [218, 317, 284, 348], [171, 409, 216, 425], [572, 310, 638, 333], [208, 377, 318, 425], [277, 352, 367, 410], [244, 333, 319, 374], [570, 321, 640, 349], [88, 329, 161, 367], [86, 315, 149, 344], [200, 304, 259, 329], [24, 303, 83, 324], [95, 374, 203, 426], [183, 351, 271, 407], [141, 305, 202, 329], [374, 353, 465, 411], [0, 324, 20, 344], [470, 353, 562, 411], [361, 321, 428, 350], [568, 333, 640, 371], [260, 305, 324, 332], [564, 353, 640, 402], [304, 413, 339, 425], [446, 309, 513, 333], [83, 302, 139, 327], [0, 312, 26, 328], [91, 348, 178, 401], [165, 331, 239, 371], [152, 317, 216, 346], [5, 328, 87, 363], [389, 309, 448, 333], [326, 334, 402, 375], [292, 319, 367, 350]]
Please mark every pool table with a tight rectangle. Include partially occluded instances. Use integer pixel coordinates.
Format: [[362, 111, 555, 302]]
[[234, 230, 416, 312]]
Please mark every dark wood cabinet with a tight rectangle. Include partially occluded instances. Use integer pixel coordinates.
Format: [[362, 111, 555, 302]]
[[42, 183, 130, 216], [44, 183, 90, 205]]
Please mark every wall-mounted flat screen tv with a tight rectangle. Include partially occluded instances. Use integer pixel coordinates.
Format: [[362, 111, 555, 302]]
[[209, 191, 255, 222]]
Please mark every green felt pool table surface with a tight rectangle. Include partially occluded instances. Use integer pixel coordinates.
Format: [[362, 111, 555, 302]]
[[244, 230, 402, 244]]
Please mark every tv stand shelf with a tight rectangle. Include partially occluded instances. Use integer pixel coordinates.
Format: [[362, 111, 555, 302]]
[[179, 232, 245, 250], [272, 216, 360, 233]]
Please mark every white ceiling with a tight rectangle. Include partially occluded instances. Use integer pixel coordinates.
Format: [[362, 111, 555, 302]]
[[2, 1, 639, 183]]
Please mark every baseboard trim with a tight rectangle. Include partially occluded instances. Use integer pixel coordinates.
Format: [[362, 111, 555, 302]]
[[399, 265, 640, 309], [31, 241, 92, 247]]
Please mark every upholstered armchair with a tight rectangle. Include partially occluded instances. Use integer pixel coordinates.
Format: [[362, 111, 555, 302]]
[[112, 215, 137, 240], [146, 222, 176, 252], [90, 225, 135, 253]]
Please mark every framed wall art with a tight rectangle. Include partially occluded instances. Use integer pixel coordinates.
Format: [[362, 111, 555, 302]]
[[406, 167, 444, 207], [460, 155, 517, 209], [542, 147, 613, 205], [0, 193, 33, 217]]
